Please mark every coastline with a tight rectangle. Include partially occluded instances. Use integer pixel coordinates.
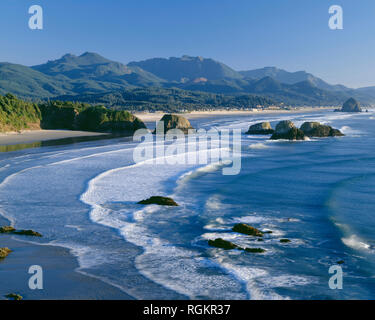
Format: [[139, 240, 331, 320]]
[[134, 106, 334, 122], [0, 215, 132, 300]]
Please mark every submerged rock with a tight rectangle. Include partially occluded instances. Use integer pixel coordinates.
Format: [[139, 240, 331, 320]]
[[337, 260, 345, 265], [246, 122, 274, 135], [5, 293, 23, 301], [300, 122, 344, 137], [280, 239, 291, 243], [0, 247, 12, 259], [270, 121, 306, 140], [336, 98, 362, 113], [154, 114, 194, 134], [232, 223, 263, 237], [138, 196, 179, 206], [243, 247, 266, 253], [208, 238, 238, 250]]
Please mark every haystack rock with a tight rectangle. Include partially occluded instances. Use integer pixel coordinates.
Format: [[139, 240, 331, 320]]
[[300, 122, 344, 137], [246, 122, 274, 134], [154, 114, 194, 134], [270, 120, 306, 140], [337, 98, 362, 112]]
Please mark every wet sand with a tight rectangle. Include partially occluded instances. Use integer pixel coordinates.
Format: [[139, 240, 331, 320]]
[[0, 216, 132, 300], [0, 130, 108, 146]]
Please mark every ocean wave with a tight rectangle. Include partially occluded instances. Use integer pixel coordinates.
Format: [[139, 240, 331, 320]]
[[248, 143, 269, 150], [342, 235, 371, 251]]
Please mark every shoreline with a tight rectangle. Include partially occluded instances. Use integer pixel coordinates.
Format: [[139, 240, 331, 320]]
[[0, 214, 132, 300], [0, 130, 108, 146], [134, 106, 334, 122]]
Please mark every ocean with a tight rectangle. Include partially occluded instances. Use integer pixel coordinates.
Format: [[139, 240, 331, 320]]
[[0, 110, 374, 300]]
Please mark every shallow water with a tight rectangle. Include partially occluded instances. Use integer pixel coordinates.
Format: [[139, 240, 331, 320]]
[[0, 110, 374, 299]]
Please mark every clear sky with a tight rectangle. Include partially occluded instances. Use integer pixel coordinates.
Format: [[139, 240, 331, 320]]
[[1, 0, 374, 88]]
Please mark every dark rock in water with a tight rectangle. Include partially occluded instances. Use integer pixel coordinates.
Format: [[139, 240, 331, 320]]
[[0, 226, 42, 237], [263, 230, 273, 234], [300, 122, 344, 137], [0, 247, 12, 259], [5, 293, 23, 300], [138, 196, 179, 206], [208, 238, 238, 250], [153, 114, 194, 134], [243, 247, 266, 253], [336, 98, 362, 113], [337, 260, 345, 265], [270, 125, 306, 141], [13, 230, 42, 237], [232, 223, 263, 237], [0, 226, 16, 233], [270, 120, 307, 141], [246, 122, 274, 135], [280, 239, 291, 243]]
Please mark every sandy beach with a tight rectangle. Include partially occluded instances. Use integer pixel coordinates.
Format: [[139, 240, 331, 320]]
[[0, 215, 132, 300], [133, 106, 333, 122], [0, 130, 108, 146]]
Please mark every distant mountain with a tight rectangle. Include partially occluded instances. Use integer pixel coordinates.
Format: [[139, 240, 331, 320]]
[[1, 52, 375, 107], [128, 55, 243, 82], [0, 62, 73, 98], [240, 67, 350, 92], [32, 52, 164, 87]]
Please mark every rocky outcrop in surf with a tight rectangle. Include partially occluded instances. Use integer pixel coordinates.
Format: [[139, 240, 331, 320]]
[[138, 196, 179, 206], [335, 98, 362, 112], [232, 223, 264, 237], [0, 226, 42, 237], [0, 247, 12, 259], [208, 238, 265, 253], [153, 114, 194, 134], [270, 120, 306, 140], [4, 293, 23, 300], [208, 238, 238, 250], [246, 122, 274, 135], [300, 122, 344, 137]]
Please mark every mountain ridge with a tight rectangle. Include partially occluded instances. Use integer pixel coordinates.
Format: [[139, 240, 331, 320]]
[[1, 52, 374, 107]]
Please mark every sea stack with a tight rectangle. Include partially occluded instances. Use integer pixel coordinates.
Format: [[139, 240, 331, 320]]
[[300, 122, 344, 137], [337, 98, 362, 113], [154, 114, 194, 134], [270, 120, 306, 140], [246, 122, 274, 134]]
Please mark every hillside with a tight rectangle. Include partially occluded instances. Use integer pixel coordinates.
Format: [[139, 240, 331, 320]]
[[55, 87, 275, 112], [0, 53, 374, 107], [0, 94, 146, 133], [128, 55, 243, 82]]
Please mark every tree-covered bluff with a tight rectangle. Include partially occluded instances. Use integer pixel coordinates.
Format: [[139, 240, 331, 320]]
[[0, 94, 145, 133]]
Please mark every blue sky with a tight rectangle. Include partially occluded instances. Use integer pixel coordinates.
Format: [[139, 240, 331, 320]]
[[1, 0, 374, 88]]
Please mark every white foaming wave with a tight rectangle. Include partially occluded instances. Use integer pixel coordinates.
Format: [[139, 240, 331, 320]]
[[80, 148, 254, 299], [259, 275, 316, 289], [177, 158, 232, 186], [342, 235, 371, 251], [339, 126, 363, 136], [215, 258, 285, 300], [234, 215, 267, 224], [248, 143, 269, 150], [205, 194, 224, 211]]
